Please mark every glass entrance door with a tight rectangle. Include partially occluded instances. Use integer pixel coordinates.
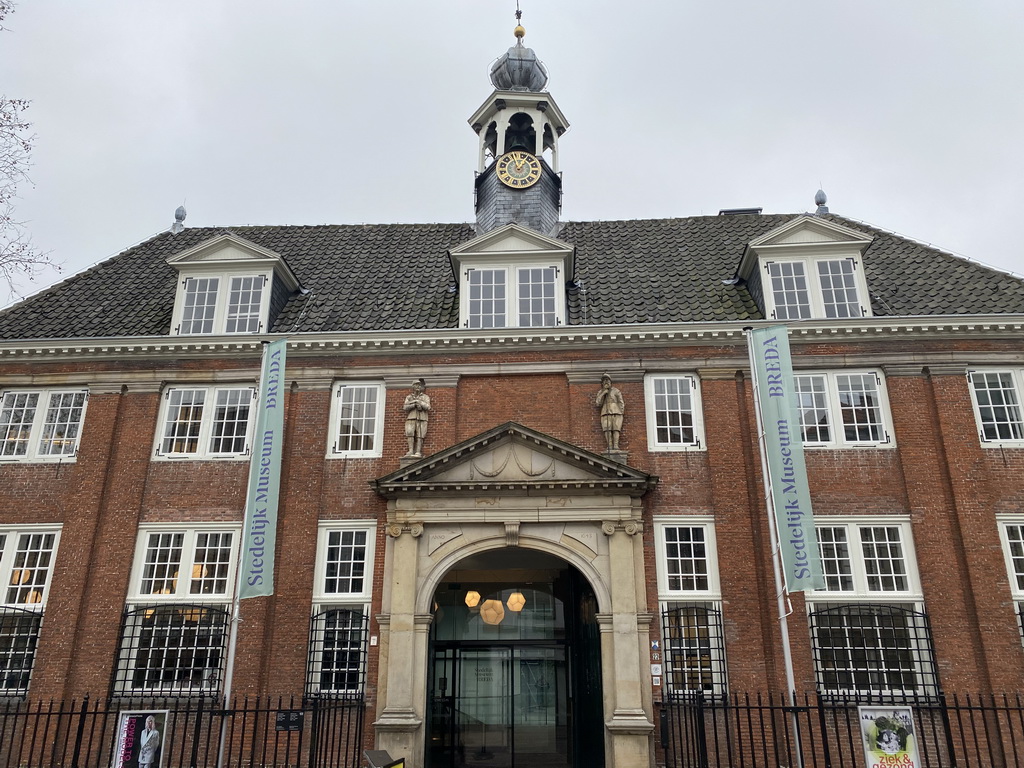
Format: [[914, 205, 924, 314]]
[[429, 645, 568, 768]]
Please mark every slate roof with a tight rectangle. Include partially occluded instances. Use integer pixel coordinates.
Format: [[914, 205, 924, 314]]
[[1, 214, 1023, 340]]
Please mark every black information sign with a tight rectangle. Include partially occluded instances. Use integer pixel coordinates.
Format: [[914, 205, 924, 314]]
[[275, 710, 304, 732]]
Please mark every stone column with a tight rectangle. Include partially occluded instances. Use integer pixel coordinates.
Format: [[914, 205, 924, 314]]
[[600, 519, 655, 768], [375, 522, 427, 766]]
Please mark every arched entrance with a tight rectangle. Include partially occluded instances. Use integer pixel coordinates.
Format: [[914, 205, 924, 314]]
[[370, 423, 658, 768], [426, 548, 604, 768]]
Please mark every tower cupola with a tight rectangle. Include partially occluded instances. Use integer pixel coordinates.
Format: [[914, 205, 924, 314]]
[[469, 18, 569, 236]]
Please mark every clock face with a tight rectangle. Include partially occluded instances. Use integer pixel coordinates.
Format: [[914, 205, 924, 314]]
[[495, 151, 543, 189]]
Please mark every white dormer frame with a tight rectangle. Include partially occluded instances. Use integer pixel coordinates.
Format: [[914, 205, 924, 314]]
[[166, 234, 300, 336], [449, 223, 574, 330], [737, 216, 874, 321]]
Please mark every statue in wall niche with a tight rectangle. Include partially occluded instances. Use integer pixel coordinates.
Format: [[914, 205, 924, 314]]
[[595, 373, 624, 451], [403, 378, 431, 457]]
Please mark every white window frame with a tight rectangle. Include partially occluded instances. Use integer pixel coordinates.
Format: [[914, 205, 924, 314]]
[[968, 368, 1024, 447], [793, 369, 894, 449], [654, 518, 720, 600], [460, 262, 565, 329], [0, 388, 89, 462], [653, 518, 726, 695], [313, 522, 376, 603], [808, 517, 936, 698], [997, 516, 1024, 642], [307, 522, 375, 696], [153, 384, 257, 460], [171, 270, 272, 336], [762, 256, 871, 321], [0, 525, 62, 610], [810, 517, 921, 601], [328, 382, 385, 459], [644, 374, 706, 452], [128, 524, 241, 603], [0, 525, 61, 695]]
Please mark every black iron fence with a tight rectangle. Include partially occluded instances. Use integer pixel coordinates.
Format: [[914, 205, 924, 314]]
[[662, 691, 1024, 768], [0, 694, 364, 768]]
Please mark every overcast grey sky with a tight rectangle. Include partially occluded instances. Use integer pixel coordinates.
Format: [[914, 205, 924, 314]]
[[2, 1, 1022, 306]]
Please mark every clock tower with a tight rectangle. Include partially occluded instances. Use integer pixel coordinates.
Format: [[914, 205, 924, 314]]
[[469, 21, 569, 236]]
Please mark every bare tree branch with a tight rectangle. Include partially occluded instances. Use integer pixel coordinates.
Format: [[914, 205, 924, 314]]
[[0, 1, 60, 302]]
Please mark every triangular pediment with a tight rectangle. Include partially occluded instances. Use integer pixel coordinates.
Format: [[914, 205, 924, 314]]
[[748, 215, 873, 249], [448, 224, 574, 278], [167, 233, 300, 291], [737, 215, 874, 278], [371, 422, 656, 497]]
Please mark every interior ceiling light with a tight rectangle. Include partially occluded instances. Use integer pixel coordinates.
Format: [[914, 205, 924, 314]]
[[480, 599, 505, 625], [506, 591, 526, 611], [465, 590, 481, 608]]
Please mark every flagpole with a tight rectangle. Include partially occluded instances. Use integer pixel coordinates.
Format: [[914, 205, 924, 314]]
[[217, 338, 287, 768], [745, 327, 804, 768]]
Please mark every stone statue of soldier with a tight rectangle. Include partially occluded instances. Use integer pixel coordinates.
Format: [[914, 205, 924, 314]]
[[595, 373, 624, 451], [403, 378, 431, 457]]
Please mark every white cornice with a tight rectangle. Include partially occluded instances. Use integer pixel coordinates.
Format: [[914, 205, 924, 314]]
[[0, 316, 1021, 363]]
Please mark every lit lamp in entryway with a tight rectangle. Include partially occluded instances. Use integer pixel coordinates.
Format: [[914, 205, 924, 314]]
[[465, 590, 481, 608], [506, 591, 526, 612], [480, 599, 505, 625]]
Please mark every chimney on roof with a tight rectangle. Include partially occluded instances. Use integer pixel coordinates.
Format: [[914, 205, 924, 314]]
[[718, 208, 762, 216], [171, 205, 187, 234]]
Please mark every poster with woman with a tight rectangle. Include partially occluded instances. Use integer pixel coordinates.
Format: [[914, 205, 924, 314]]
[[113, 710, 168, 768], [857, 706, 921, 768]]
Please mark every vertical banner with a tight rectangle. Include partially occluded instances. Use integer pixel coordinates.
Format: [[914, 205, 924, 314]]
[[749, 325, 824, 591], [858, 706, 920, 768], [239, 339, 287, 599]]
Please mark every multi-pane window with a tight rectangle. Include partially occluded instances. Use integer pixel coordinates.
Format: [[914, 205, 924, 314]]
[[134, 529, 236, 600], [763, 257, 868, 320], [323, 530, 369, 595], [654, 520, 726, 695], [175, 273, 267, 335], [155, 385, 255, 459], [0, 389, 88, 461], [517, 267, 558, 327], [969, 369, 1024, 444], [793, 371, 891, 447], [0, 527, 61, 696], [997, 520, 1024, 643], [329, 383, 384, 458], [809, 519, 938, 698], [463, 264, 563, 328], [308, 524, 374, 697], [644, 375, 705, 451], [114, 526, 237, 697]]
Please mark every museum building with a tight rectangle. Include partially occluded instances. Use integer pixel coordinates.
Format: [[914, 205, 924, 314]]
[[1, 20, 1024, 768]]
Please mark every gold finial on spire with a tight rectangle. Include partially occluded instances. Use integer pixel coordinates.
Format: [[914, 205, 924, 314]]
[[514, 2, 525, 39]]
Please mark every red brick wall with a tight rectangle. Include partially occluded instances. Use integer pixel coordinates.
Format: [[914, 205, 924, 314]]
[[1, 344, 1023, 705]]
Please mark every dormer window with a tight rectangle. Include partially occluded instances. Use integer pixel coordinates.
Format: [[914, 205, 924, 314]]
[[179, 274, 268, 335], [764, 257, 867, 320], [465, 264, 561, 328], [449, 223, 574, 331], [167, 233, 300, 337], [738, 216, 874, 322]]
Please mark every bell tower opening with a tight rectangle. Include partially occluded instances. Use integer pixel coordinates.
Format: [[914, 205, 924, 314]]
[[426, 547, 605, 768]]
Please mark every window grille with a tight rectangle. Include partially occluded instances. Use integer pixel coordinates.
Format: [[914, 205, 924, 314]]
[[970, 371, 1024, 442], [112, 604, 230, 698], [306, 608, 369, 698], [808, 603, 940, 701], [0, 607, 42, 698], [661, 602, 726, 696]]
